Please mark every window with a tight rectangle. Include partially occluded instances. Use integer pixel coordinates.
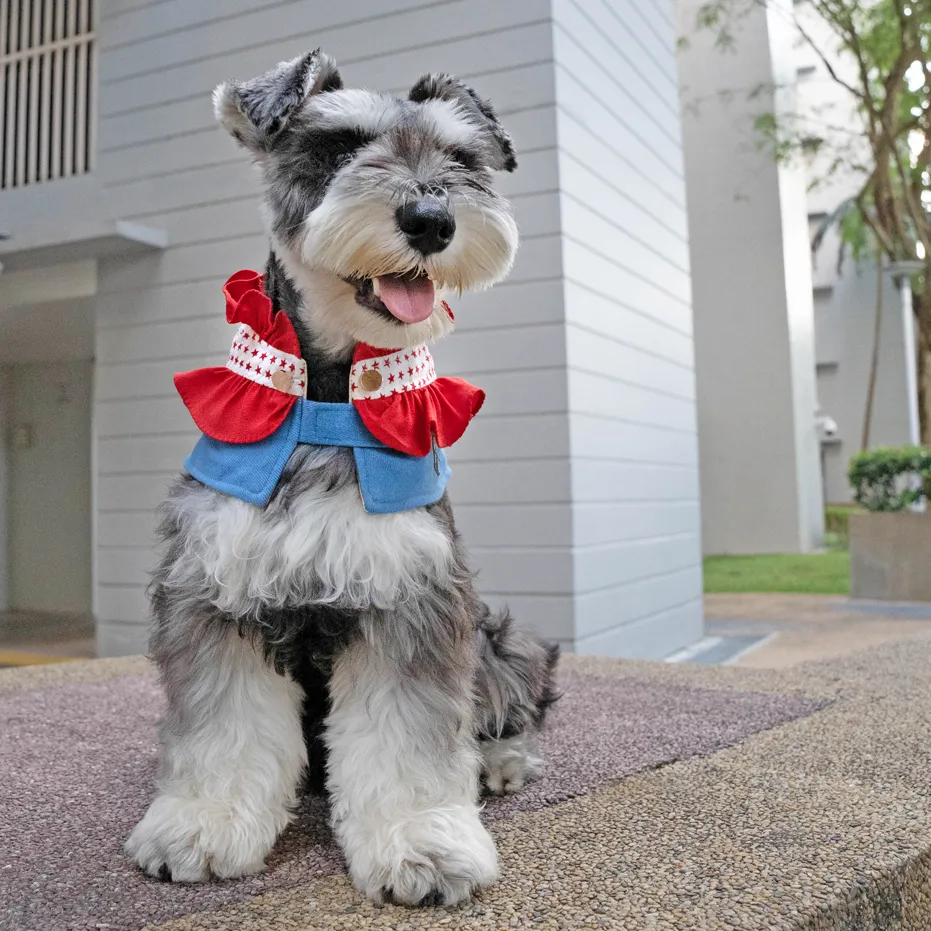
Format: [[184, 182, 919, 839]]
[[0, 0, 95, 190]]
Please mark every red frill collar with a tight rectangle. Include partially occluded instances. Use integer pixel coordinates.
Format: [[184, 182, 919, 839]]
[[174, 270, 484, 457]]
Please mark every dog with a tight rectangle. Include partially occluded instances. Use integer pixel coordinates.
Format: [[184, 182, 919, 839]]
[[125, 48, 558, 908]]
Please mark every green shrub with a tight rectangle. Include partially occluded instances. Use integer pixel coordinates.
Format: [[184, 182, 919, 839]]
[[824, 504, 859, 548], [847, 446, 931, 512]]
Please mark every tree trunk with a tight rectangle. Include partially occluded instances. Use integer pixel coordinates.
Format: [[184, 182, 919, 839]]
[[916, 277, 931, 446]]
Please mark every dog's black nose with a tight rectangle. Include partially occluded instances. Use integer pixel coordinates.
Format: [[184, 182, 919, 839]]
[[396, 199, 455, 255]]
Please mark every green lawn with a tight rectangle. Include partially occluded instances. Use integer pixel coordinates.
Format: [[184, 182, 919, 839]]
[[703, 552, 851, 595]]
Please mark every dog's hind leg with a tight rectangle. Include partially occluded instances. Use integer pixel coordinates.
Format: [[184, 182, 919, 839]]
[[325, 609, 498, 906], [126, 617, 306, 881], [473, 607, 560, 796]]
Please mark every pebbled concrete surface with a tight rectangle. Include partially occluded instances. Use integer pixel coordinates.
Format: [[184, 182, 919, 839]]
[[3, 638, 931, 930]]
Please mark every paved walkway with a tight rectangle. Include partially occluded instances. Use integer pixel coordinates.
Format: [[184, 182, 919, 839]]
[[0, 609, 95, 668], [704, 593, 931, 668], [5, 640, 931, 929]]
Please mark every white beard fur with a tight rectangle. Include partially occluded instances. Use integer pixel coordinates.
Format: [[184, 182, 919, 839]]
[[161, 449, 454, 618]]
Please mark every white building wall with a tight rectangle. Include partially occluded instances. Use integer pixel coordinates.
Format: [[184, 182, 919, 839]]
[[93, 0, 571, 655], [6, 361, 93, 615], [677, 0, 825, 554], [0, 368, 8, 611], [552, 0, 703, 657], [0, 0, 700, 658], [813, 255, 911, 503]]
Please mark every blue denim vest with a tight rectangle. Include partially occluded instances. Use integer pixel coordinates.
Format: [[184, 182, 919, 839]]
[[185, 398, 450, 514]]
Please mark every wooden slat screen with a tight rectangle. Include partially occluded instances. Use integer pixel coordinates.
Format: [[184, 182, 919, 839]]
[[0, 0, 95, 189]]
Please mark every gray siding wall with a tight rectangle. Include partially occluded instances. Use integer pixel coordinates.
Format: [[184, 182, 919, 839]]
[[93, 0, 572, 654], [552, 0, 703, 657], [90, 0, 699, 658]]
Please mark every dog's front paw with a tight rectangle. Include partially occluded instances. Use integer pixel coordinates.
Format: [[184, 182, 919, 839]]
[[126, 793, 276, 882], [481, 734, 544, 796], [340, 804, 498, 906]]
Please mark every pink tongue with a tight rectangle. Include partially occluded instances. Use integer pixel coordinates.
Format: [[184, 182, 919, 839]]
[[376, 276, 435, 324]]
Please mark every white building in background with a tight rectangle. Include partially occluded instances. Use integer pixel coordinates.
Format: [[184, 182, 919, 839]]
[[0, 0, 704, 659], [677, 0, 825, 555], [793, 14, 915, 505], [676, 0, 913, 552]]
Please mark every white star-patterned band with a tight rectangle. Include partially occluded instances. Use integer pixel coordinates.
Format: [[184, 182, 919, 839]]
[[349, 344, 437, 401], [226, 323, 307, 397]]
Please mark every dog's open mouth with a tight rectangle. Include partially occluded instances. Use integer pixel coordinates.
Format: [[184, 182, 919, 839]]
[[348, 272, 436, 325]]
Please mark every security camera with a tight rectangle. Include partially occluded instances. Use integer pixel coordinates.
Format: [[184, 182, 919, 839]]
[[817, 413, 838, 440]]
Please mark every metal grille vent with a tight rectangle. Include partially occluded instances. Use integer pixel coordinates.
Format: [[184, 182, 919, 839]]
[[0, 0, 95, 190]]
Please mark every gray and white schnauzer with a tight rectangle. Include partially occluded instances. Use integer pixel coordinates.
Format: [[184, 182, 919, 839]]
[[126, 49, 558, 907]]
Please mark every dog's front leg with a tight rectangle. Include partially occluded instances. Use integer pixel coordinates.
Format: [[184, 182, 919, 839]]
[[126, 623, 306, 881], [325, 618, 498, 906]]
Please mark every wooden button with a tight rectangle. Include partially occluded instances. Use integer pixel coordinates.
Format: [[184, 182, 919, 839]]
[[360, 369, 382, 392], [271, 370, 292, 392]]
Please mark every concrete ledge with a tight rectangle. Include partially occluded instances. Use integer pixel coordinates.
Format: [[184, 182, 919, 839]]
[[0, 219, 167, 272], [3, 641, 931, 929], [850, 511, 931, 601]]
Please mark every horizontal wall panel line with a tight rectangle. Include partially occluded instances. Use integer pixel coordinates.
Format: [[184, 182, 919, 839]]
[[562, 232, 689, 309], [95, 456, 697, 473], [94, 391, 565, 410], [95, 406, 694, 430], [556, 108, 686, 215], [96, 431, 192, 441], [557, 7, 679, 125], [576, 596, 703, 645], [470, 532, 699, 554], [564, 276, 691, 338], [566, 320, 694, 371], [95, 340, 568, 370], [98, 302, 564, 335], [564, 0, 678, 101], [570, 410, 697, 436], [469, 534, 698, 554], [563, 0, 681, 107], [96, 494, 698, 514], [560, 190, 689, 275], [100, 13, 550, 88], [97, 235, 564, 298], [100, 0, 445, 53], [575, 564, 703, 598], [556, 64, 683, 180], [99, 99, 556, 155], [100, 0, 175, 23], [569, 457, 697, 469], [116, 177, 557, 225], [101, 55, 556, 119], [614, 0, 676, 66], [626, 0, 675, 39], [599, 0, 678, 90], [567, 364, 695, 403], [573, 500, 700, 510]]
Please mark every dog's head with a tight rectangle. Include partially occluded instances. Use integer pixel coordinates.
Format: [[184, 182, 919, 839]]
[[214, 49, 518, 353]]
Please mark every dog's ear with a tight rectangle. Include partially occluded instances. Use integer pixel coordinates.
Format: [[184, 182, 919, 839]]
[[214, 48, 343, 152], [409, 74, 517, 172]]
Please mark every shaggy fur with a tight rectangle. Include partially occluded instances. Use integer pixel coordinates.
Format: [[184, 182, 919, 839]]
[[126, 49, 558, 907]]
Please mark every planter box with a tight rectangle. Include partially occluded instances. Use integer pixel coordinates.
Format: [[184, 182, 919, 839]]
[[849, 511, 931, 601]]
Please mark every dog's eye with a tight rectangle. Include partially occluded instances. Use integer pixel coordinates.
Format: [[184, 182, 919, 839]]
[[449, 147, 480, 170]]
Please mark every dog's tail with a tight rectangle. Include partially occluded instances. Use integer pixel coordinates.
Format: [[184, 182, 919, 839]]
[[474, 606, 560, 742]]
